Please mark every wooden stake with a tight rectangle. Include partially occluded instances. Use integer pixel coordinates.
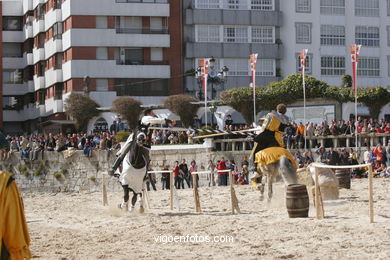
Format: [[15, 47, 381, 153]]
[[368, 165, 374, 223], [142, 189, 151, 209], [229, 170, 240, 214], [102, 174, 108, 206], [170, 171, 174, 210], [314, 167, 323, 219], [193, 174, 201, 213]]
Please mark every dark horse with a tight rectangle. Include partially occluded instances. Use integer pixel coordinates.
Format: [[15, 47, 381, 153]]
[[114, 124, 150, 212]]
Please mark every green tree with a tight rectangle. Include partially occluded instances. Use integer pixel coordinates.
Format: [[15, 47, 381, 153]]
[[64, 93, 100, 131], [111, 97, 143, 130], [341, 74, 352, 88], [358, 87, 390, 119], [164, 95, 200, 127]]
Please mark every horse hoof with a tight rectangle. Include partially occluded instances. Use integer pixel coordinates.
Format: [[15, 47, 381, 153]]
[[259, 195, 264, 201], [138, 207, 145, 214]]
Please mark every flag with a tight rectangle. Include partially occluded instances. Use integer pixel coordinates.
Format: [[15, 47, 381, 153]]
[[199, 59, 209, 98], [349, 44, 361, 96], [299, 49, 308, 73], [249, 53, 258, 88]]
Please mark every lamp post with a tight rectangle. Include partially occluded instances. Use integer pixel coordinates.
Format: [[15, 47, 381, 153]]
[[195, 57, 228, 126]]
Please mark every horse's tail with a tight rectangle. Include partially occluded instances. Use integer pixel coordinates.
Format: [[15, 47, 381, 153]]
[[278, 156, 298, 184]]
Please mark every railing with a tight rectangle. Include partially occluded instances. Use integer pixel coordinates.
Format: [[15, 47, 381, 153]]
[[115, 0, 168, 3], [212, 133, 390, 152], [116, 27, 169, 34], [192, 0, 274, 11]]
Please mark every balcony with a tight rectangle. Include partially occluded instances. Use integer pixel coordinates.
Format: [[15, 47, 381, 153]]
[[45, 39, 63, 58], [32, 18, 45, 37], [2, 57, 26, 69], [45, 68, 63, 87], [116, 27, 168, 34], [33, 47, 45, 63], [62, 29, 170, 49], [33, 75, 46, 90], [23, 0, 33, 13], [33, 0, 46, 9], [24, 23, 33, 38], [27, 80, 34, 92], [26, 53, 34, 65], [62, 60, 170, 81], [45, 9, 62, 30], [2, 31, 24, 42], [45, 98, 63, 114], [3, 83, 29, 95]]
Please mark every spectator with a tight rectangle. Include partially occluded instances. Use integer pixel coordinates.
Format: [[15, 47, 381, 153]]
[[327, 147, 340, 165], [295, 122, 305, 148], [189, 160, 199, 188], [206, 160, 215, 187], [225, 114, 233, 128], [173, 161, 181, 189], [19, 136, 31, 160], [179, 159, 189, 188], [109, 120, 117, 134], [216, 157, 227, 186], [146, 167, 157, 191], [373, 143, 384, 165], [161, 164, 170, 190]]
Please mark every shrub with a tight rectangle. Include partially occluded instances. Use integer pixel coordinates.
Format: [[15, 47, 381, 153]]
[[164, 95, 200, 127], [64, 93, 100, 131], [115, 130, 130, 142], [53, 172, 62, 180], [33, 161, 45, 177], [111, 97, 143, 130]]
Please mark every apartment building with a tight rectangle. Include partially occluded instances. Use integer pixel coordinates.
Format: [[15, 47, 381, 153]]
[[1, 0, 182, 133], [183, 0, 283, 99], [281, 0, 390, 87]]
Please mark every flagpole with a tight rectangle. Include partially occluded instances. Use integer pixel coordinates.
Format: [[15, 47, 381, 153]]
[[204, 74, 208, 127], [303, 64, 306, 153], [354, 61, 358, 153], [253, 71, 256, 125]]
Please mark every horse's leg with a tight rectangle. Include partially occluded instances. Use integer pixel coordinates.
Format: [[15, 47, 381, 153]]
[[138, 192, 145, 213], [131, 191, 137, 211], [120, 185, 129, 211]]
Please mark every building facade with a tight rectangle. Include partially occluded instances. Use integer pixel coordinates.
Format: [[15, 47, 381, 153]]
[[1, 0, 182, 133], [183, 0, 283, 100]]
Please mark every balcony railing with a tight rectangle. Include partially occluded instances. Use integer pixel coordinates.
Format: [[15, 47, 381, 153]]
[[116, 27, 169, 34], [115, 0, 168, 3], [116, 60, 169, 65]]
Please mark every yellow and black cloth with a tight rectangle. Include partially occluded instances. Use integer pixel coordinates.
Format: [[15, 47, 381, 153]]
[[0, 171, 32, 259]]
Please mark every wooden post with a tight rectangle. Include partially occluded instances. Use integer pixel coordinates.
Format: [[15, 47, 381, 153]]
[[170, 171, 174, 210], [192, 174, 201, 212], [368, 165, 374, 223], [314, 167, 324, 219], [229, 170, 240, 214], [142, 189, 150, 209], [102, 173, 108, 206]]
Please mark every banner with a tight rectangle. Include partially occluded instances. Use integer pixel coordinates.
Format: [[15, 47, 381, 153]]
[[249, 53, 258, 88], [349, 44, 361, 96], [199, 59, 209, 98], [299, 49, 308, 74]]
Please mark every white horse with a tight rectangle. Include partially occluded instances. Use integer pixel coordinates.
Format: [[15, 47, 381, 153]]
[[115, 125, 150, 212]]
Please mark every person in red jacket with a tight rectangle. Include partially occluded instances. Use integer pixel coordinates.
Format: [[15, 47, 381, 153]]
[[216, 157, 228, 186]]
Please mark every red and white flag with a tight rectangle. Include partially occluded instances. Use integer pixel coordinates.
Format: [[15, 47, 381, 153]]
[[349, 44, 361, 96], [299, 49, 308, 74], [199, 59, 209, 99], [249, 53, 258, 88]]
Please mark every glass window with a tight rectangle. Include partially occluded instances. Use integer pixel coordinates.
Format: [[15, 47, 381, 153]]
[[356, 26, 380, 47], [355, 0, 379, 17], [251, 0, 273, 10], [256, 59, 275, 76], [321, 56, 345, 75], [357, 57, 380, 77], [296, 23, 311, 43], [320, 0, 345, 15], [224, 59, 249, 76], [151, 48, 163, 61], [96, 79, 109, 92], [115, 78, 168, 96], [3, 96, 24, 110], [96, 16, 108, 29], [223, 26, 248, 43], [320, 25, 345, 45], [296, 0, 311, 13], [53, 22, 63, 40], [196, 25, 220, 42], [195, 0, 220, 9], [2, 16, 23, 31], [118, 48, 144, 65], [3, 69, 23, 84], [3, 43, 23, 57], [96, 47, 108, 60], [296, 53, 313, 74], [252, 27, 274, 43]]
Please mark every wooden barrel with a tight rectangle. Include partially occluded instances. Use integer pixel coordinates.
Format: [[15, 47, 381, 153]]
[[286, 184, 309, 218], [335, 169, 351, 189]]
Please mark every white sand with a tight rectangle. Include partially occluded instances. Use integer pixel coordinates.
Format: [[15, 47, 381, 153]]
[[23, 179, 390, 259]]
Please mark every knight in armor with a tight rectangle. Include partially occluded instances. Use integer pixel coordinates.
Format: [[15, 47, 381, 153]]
[[108, 109, 171, 176]]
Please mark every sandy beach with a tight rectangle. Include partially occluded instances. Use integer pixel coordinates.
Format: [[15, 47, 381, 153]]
[[23, 178, 390, 260]]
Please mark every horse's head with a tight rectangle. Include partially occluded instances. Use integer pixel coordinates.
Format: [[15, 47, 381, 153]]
[[135, 123, 150, 146]]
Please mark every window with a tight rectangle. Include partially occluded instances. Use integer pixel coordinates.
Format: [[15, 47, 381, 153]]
[[320, 0, 345, 15], [296, 53, 313, 74], [295, 23, 311, 43], [224, 0, 240, 9], [224, 59, 249, 76], [320, 25, 345, 45], [36, 4, 45, 20], [3, 43, 23, 57], [223, 26, 248, 43], [251, 0, 273, 10], [53, 22, 63, 40], [96, 79, 109, 91], [53, 0, 62, 10], [388, 0, 390, 16], [116, 16, 142, 33], [357, 57, 380, 77], [252, 27, 274, 43], [54, 83, 64, 100], [2, 16, 23, 31], [355, 0, 379, 17], [151, 48, 163, 61], [96, 16, 108, 29], [3, 96, 24, 110], [54, 53, 63, 69], [356, 26, 379, 47], [256, 59, 275, 76], [388, 26, 390, 46], [3, 69, 23, 84], [321, 56, 345, 75], [296, 0, 311, 13], [119, 48, 143, 65], [96, 47, 108, 60], [195, 0, 220, 9], [196, 25, 220, 42], [115, 78, 169, 96]]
